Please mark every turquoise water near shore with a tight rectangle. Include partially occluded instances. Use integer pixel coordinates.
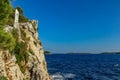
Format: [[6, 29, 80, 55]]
[[45, 54, 120, 80]]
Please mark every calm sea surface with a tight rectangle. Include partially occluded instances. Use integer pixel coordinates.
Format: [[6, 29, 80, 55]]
[[45, 54, 120, 80]]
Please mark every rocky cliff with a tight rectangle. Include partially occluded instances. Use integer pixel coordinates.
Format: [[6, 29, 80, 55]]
[[0, 20, 51, 80]]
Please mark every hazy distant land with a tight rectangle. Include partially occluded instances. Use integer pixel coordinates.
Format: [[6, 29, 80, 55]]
[[44, 51, 120, 54], [66, 52, 92, 54], [66, 52, 120, 54], [100, 52, 120, 54]]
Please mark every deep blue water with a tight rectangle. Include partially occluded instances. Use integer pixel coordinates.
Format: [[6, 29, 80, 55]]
[[45, 54, 120, 80]]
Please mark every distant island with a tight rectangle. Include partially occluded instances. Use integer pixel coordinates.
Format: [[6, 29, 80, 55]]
[[66, 52, 120, 54], [100, 52, 120, 54], [44, 51, 51, 54]]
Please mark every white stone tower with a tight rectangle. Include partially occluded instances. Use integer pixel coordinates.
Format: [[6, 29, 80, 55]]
[[14, 9, 19, 28]]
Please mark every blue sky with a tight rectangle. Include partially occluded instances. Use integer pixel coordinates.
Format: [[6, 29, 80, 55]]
[[12, 0, 120, 53]]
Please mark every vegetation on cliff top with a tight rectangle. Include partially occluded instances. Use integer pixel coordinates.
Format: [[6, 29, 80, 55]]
[[7, 7, 28, 26], [0, 0, 15, 52], [0, 30, 15, 52], [0, 0, 29, 73], [0, 0, 12, 28], [0, 76, 7, 80]]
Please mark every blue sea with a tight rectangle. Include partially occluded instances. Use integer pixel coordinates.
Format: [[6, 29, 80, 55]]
[[45, 54, 120, 80]]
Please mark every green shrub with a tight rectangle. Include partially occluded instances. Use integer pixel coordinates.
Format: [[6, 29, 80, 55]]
[[0, 0, 15, 52], [14, 42, 29, 73], [14, 42, 28, 62], [0, 0, 13, 28], [18, 62, 27, 73], [0, 76, 7, 80], [19, 15, 28, 23], [7, 10, 14, 26], [11, 29, 19, 41], [24, 51, 29, 63], [0, 29, 16, 52]]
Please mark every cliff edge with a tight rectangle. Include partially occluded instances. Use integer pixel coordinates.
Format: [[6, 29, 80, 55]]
[[0, 20, 51, 80]]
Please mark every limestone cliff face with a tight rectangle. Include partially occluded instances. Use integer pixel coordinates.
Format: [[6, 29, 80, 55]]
[[0, 20, 51, 80], [0, 50, 24, 80]]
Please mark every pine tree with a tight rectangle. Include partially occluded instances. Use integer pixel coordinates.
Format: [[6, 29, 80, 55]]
[[0, 0, 13, 29]]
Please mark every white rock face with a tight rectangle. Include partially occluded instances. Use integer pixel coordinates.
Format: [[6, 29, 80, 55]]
[[19, 20, 51, 80], [0, 20, 51, 80]]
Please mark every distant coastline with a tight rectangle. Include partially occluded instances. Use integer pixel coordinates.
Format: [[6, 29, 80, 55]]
[[100, 52, 120, 54], [66, 52, 120, 54], [66, 52, 92, 54], [45, 52, 120, 54]]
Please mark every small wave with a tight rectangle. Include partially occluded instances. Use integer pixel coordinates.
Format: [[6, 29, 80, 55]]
[[63, 73, 76, 78], [114, 64, 119, 67], [51, 72, 75, 80], [51, 73, 64, 80]]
